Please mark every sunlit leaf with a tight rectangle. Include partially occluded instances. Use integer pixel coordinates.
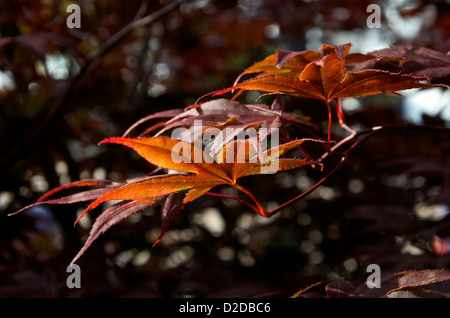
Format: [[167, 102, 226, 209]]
[[13, 135, 320, 262], [214, 51, 437, 102]]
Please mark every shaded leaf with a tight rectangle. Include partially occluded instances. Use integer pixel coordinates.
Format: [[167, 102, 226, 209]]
[[368, 45, 450, 81], [8, 179, 113, 216], [157, 191, 187, 245], [70, 199, 157, 265], [122, 108, 185, 137], [325, 278, 355, 298], [36, 179, 113, 202], [293, 270, 450, 298], [355, 269, 450, 297], [123, 98, 316, 165], [387, 287, 447, 298], [291, 280, 330, 298]]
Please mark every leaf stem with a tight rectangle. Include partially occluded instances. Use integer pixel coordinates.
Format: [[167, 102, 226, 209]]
[[266, 122, 450, 217], [207, 123, 450, 220], [336, 97, 357, 135], [232, 183, 268, 217], [265, 155, 346, 217], [325, 101, 333, 146], [319, 131, 355, 162], [205, 191, 259, 212]]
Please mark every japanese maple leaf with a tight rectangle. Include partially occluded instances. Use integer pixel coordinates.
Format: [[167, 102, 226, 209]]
[[94, 136, 319, 220], [122, 98, 314, 142], [121, 98, 319, 164], [214, 44, 437, 103], [358, 45, 450, 85], [233, 43, 372, 84], [11, 136, 320, 264], [211, 43, 442, 141]]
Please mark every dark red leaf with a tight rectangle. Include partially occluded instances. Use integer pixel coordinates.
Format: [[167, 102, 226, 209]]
[[354, 269, 450, 297], [70, 199, 156, 265], [368, 45, 450, 81]]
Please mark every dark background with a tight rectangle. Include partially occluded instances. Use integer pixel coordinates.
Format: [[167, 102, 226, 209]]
[[1, 0, 449, 297]]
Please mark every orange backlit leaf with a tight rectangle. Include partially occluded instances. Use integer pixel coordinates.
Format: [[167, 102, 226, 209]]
[[13, 135, 321, 263], [91, 136, 320, 245], [215, 51, 436, 103]]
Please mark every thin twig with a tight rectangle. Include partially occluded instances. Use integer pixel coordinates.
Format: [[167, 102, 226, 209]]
[[266, 156, 346, 217], [205, 191, 259, 212], [0, 0, 187, 172], [78, 0, 186, 89], [264, 123, 450, 217]]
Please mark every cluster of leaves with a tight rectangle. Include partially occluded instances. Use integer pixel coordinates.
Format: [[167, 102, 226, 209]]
[[3, 0, 450, 298], [292, 269, 450, 298], [12, 41, 450, 271]]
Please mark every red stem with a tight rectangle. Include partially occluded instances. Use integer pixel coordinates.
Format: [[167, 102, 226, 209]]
[[233, 183, 268, 217], [205, 191, 260, 214], [265, 156, 346, 217], [336, 97, 345, 125], [267, 123, 450, 217], [326, 101, 332, 142], [207, 124, 450, 220]]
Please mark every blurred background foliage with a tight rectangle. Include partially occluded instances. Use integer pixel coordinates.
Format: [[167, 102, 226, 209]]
[[0, 0, 449, 297]]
